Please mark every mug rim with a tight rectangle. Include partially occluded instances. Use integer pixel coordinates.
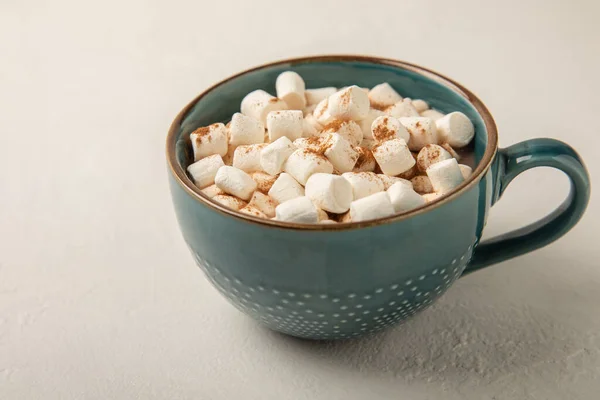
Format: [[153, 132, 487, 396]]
[[166, 55, 498, 231]]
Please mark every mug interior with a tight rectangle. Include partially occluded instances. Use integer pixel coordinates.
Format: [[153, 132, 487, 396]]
[[170, 56, 495, 227]]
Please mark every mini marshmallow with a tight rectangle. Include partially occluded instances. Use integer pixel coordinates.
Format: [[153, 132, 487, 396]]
[[359, 138, 376, 150], [416, 144, 453, 173], [260, 136, 296, 175], [251, 171, 277, 193], [241, 90, 288, 125], [348, 192, 395, 222], [305, 87, 337, 106], [387, 182, 426, 213], [187, 154, 225, 188], [359, 108, 385, 139], [372, 138, 415, 176], [436, 112, 475, 148], [342, 172, 384, 200], [353, 146, 376, 172], [248, 191, 277, 218], [426, 158, 464, 194], [368, 83, 403, 109], [385, 99, 420, 118], [228, 113, 265, 146], [275, 71, 306, 110], [232, 144, 267, 173], [411, 175, 434, 194], [214, 166, 257, 201], [284, 149, 334, 185], [303, 104, 317, 116], [275, 196, 319, 223], [371, 116, 410, 143], [322, 133, 359, 173], [268, 172, 305, 204], [420, 109, 445, 121], [317, 208, 329, 222], [302, 113, 322, 135], [327, 86, 370, 121], [190, 123, 228, 161], [459, 164, 473, 179], [321, 120, 363, 147], [293, 136, 326, 152], [201, 184, 224, 198], [239, 205, 267, 218], [267, 110, 303, 142], [398, 163, 419, 180], [212, 194, 247, 210], [377, 174, 412, 190], [320, 219, 337, 224], [441, 143, 461, 160], [399, 117, 439, 151], [305, 173, 353, 213], [422, 193, 442, 203], [313, 98, 335, 125], [412, 99, 429, 113]]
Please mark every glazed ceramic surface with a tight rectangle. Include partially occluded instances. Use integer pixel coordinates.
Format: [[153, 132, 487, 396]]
[[167, 56, 590, 340]]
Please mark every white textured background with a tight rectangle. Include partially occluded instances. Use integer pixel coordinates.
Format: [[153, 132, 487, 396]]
[[1, 0, 599, 399]]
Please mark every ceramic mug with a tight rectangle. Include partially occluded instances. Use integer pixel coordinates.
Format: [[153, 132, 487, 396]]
[[166, 56, 590, 340]]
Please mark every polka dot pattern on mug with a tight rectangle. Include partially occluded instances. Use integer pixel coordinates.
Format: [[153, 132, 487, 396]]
[[190, 242, 476, 340]]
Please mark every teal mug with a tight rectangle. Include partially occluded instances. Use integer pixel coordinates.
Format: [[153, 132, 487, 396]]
[[166, 56, 590, 340]]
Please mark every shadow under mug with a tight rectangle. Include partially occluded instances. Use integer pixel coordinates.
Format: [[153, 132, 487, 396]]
[[166, 56, 590, 340]]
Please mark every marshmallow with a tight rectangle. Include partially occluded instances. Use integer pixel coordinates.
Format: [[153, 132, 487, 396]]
[[317, 208, 329, 222], [342, 172, 384, 200], [416, 144, 453, 173], [302, 116, 320, 137], [420, 109, 444, 121], [267, 110, 303, 142], [377, 174, 412, 190], [303, 104, 317, 116], [212, 194, 247, 210], [426, 158, 465, 194], [248, 191, 277, 218], [327, 86, 370, 121], [305, 87, 337, 106], [228, 113, 265, 146], [232, 144, 267, 173], [399, 117, 439, 151], [268, 172, 305, 204], [293, 136, 326, 152], [398, 163, 419, 180], [241, 90, 288, 125], [305, 173, 353, 213], [260, 136, 296, 175], [459, 164, 473, 179], [385, 99, 420, 118], [387, 182, 426, 213], [275, 71, 306, 110], [190, 123, 228, 161], [372, 138, 415, 176], [201, 184, 224, 198], [187, 154, 225, 188], [348, 192, 395, 222], [214, 166, 257, 201], [411, 175, 434, 194], [320, 219, 337, 224], [371, 116, 410, 143], [321, 120, 363, 147], [239, 205, 267, 218], [339, 211, 352, 223], [422, 193, 442, 203], [368, 83, 403, 109], [284, 149, 334, 185], [441, 143, 461, 160], [275, 196, 319, 223], [359, 138, 376, 150], [322, 133, 359, 173], [358, 109, 385, 139], [412, 99, 429, 113], [251, 171, 277, 193], [313, 98, 335, 125], [353, 146, 376, 172], [436, 111, 475, 148]]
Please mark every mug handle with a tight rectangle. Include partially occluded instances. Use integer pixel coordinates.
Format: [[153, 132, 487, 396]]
[[463, 138, 590, 275]]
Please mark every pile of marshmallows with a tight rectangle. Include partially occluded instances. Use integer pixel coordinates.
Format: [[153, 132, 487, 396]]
[[186, 71, 475, 224]]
